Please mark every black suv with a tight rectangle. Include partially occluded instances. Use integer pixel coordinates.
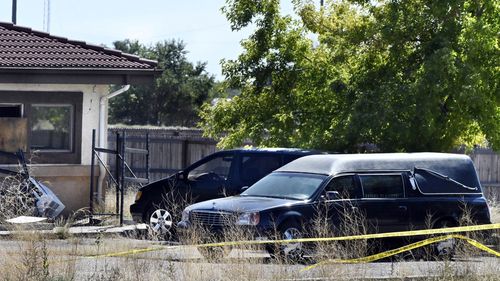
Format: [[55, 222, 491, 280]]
[[130, 148, 319, 234], [178, 153, 492, 258]]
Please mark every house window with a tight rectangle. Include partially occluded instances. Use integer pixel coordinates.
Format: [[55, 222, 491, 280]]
[[0, 104, 23, 117], [30, 104, 73, 151], [0, 91, 82, 164]]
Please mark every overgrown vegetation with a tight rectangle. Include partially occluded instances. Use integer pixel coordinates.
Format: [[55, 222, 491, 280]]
[[0, 175, 36, 222], [109, 39, 216, 127]]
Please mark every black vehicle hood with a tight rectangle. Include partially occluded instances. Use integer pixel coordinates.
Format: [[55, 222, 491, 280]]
[[187, 196, 298, 213], [139, 174, 177, 192]]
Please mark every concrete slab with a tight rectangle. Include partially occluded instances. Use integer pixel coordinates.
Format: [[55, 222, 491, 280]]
[[0, 223, 148, 238]]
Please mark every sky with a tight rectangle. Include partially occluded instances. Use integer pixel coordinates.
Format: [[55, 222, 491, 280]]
[[0, 0, 267, 80]]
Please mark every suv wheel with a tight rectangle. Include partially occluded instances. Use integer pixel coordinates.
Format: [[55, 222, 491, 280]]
[[147, 207, 173, 239]]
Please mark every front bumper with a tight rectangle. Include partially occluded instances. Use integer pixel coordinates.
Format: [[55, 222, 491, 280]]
[[176, 220, 271, 242], [130, 202, 146, 223]]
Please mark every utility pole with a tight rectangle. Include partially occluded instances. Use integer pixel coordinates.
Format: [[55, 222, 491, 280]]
[[12, 0, 17, 24], [43, 0, 51, 32]]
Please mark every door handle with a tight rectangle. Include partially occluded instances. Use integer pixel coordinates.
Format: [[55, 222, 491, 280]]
[[398, 206, 407, 212]]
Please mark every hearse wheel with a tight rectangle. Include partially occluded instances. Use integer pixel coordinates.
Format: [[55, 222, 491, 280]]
[[267, 221, 305, 263], [433, 219, 457, 260], [147, 207, 174, 239]]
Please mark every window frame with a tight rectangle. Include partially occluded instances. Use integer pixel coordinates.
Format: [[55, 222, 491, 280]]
[[0, 91, 82, 164]]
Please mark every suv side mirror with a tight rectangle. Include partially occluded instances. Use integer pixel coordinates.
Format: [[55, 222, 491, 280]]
[[177, 171, 186, 181], [325, 191, 340, 200]]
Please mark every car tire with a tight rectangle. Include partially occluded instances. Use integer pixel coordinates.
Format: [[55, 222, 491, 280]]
[[266, 221, 305, 263], [432, 219, 457, 260]]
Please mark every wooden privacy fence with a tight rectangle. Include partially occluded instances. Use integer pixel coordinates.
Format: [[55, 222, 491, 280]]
[[108, 127, 217, 181], [470, 148, 500, 187], [108, 127, 500, 191]]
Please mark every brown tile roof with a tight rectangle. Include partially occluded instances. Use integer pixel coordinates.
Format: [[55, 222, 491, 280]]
[[0, 22, 157, 70]]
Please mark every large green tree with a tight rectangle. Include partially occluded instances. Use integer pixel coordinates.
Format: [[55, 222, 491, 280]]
[[110, 39, 215, 127], [200, 0, 499, 152]]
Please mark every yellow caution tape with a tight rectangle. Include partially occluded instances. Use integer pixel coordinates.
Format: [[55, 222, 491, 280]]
[[303, 234, 500, 271], [197, 223, 500, 248], [88, 246, 170, 258], [82, 223, 499, 261]]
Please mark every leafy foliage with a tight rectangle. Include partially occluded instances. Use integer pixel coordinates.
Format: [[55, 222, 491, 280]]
[[201, 0, 499, 152], [110, 39, 215, 127]]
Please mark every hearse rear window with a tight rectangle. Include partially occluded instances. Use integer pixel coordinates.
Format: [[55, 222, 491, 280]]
[[360, 174, 404, 198], [413, 168, 480, 194]]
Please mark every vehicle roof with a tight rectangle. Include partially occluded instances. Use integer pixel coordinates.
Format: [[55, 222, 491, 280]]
[[276, 153, 480, 188], [217, 147, 321, 155]]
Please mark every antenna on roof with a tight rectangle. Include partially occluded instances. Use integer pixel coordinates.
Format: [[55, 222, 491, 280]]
[[43, 0, 51, 32], [12, 0, 17, 24]]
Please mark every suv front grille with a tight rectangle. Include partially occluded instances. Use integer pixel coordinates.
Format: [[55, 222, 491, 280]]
[[190, 211, 236, 227]]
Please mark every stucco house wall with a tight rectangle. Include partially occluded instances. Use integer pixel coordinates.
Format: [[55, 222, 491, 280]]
[[0, 83, 110, 213]]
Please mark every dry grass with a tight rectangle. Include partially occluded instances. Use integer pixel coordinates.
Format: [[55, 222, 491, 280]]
[[0, 178, 498, 280], [0, 175, 37, 222], [102, 184, 138, 221]]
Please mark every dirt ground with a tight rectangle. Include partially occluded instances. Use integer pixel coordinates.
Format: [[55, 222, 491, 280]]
[[0, 236, 498, 281]]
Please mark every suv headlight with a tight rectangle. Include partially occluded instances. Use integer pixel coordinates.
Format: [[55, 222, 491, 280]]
[[181, 209, 190, 222], [237, 212, 260, 226], [134, 191, 142, 202]]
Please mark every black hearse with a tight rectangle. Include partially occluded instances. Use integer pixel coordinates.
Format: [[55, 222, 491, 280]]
[[178, 153, 491, 259], [130, 148, 320, 234]]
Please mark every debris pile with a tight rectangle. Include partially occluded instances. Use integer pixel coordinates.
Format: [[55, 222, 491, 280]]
[[0, 150, 65, 222]]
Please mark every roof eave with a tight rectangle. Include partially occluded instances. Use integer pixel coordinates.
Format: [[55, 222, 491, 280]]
[[0, 68, 162, 85]]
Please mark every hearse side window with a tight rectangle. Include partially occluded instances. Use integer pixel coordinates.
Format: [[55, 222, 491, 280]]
[[360, 174, 404, 198], [240, 154, 282, 186], [325, 175, 357, 199]]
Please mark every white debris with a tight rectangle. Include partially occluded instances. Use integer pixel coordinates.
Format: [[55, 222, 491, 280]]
[[6, 216, 47, 224]]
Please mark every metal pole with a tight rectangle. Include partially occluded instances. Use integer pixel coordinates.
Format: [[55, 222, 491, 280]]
[[90, 129, 96, 216], [115, 132, 120, 216], [182, 139, 189, 169], [120, 131, 126, 226], [146, 133, 150, 183], [11, 0, 17, 24]]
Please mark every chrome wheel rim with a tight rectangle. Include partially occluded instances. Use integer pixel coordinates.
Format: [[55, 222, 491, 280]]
[[281, 227, 302, 256], [149, 208, 173, 234]]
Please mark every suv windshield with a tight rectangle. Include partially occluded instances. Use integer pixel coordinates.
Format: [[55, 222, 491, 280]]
[[241, 172, 327, 200]]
